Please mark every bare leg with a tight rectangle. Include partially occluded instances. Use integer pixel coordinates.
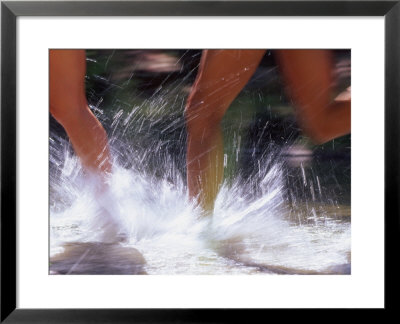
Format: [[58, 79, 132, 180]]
[[50, 50, 112, 177], [276, 50, 351, 144], [185, 50, 266, 211]]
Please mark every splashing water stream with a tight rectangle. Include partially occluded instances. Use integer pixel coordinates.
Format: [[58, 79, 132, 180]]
[[50, 50, 351, 274], [50, 104, 350, 275]]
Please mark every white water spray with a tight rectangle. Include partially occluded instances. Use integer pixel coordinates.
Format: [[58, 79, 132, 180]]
[[50, 127, 350, 274]]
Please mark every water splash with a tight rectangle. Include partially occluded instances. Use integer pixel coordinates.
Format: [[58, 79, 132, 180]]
[[50, 104, 350, 275]]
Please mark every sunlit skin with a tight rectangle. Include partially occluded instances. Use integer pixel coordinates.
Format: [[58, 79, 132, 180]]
[[276, 50, 351, 144], [50, 50, 112, 178], [185, 50, 266, 212], [185, 49, 351, 211], [49, 49, 350, 214]]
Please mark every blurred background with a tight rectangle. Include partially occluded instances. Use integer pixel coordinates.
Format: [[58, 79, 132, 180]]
[[50, 49, 351, 223]]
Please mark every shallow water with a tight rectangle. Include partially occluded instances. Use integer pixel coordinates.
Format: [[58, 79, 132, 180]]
[[50, 49, 351, 274], [50, 130, 350, 275]]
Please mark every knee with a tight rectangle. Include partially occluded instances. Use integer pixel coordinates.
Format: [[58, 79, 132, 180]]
[[185, 93, 226, 138], [50, 99, 86, 127], [49, 49, 87, 125], [50, 103, 71, 126], [184, 103, 222, 141]]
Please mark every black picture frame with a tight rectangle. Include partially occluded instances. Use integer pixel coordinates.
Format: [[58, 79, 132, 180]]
[[1, 0, 398, 322]]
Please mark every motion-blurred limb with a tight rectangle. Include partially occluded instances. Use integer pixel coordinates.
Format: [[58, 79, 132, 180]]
[[276, 50, 351, 144], [185, 50, 266, 211], [185, 49, 351, 212], [50, 49, 112, 178]]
